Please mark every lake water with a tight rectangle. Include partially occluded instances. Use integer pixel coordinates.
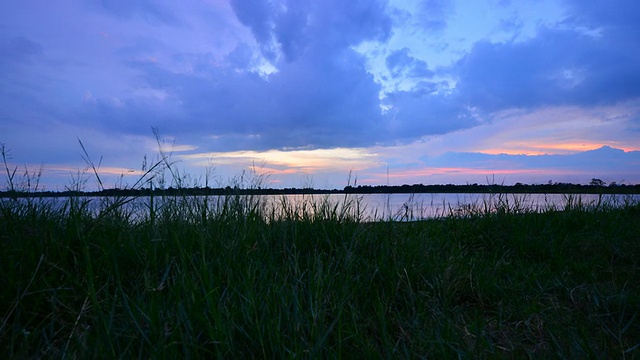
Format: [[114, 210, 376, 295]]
[[281, 193, 640, 220], [14, 192, 636, 222]]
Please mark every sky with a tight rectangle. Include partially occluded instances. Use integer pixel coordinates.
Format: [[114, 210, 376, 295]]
[[1, 0, 639, 191]]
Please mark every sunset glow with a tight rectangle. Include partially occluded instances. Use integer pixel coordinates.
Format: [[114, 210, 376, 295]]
[[180, 148, 379, 172]]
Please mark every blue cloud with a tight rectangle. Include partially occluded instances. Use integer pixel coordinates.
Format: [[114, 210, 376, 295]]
[[418, 0, 453, 32], [0, 36, 44, 65], [230, 0, 392, 62], [423, 146, 640, 178], [71, 0, 397, 150], [79, 43, 386, 151], [563, 0, 640, 29], [93, 0, 182, 26], [386, 48, 433, 78], [382, 88, 475, 140], [229, 0, 278, 60], [453, 27, 640, 111], [272, 2, 310, 62]]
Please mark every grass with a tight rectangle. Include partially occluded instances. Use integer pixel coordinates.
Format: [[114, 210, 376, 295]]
[[1, 188, 639, 358], [1, 140, 639, 358]]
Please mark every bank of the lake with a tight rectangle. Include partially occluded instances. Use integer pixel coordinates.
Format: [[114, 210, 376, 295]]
[[1, 194, 639, 358]]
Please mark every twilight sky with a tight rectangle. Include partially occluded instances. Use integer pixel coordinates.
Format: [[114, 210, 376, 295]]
[[1, 0, 639, 190]]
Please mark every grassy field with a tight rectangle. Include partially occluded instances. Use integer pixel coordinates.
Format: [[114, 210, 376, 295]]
[[1, 190, 639, 359]]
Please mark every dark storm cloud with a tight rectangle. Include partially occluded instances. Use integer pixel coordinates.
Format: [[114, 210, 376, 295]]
[[230, 0, 392, 61], [221, 0, 474, 147], [83, 0, 395, 152], [272, 3, 310, 62], [117, 46, 386, 151], [229, 0, 278, 60], [106, 0, 394, 150], [26, 1, 390, 150], [453, 0, 640, 112], [77, 26, 386, 151]]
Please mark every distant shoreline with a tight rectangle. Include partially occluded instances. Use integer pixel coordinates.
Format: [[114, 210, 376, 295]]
[[2, 183, 639, 198]]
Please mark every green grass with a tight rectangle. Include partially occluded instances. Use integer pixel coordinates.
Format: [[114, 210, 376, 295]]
[[1, 190, 639, 359]]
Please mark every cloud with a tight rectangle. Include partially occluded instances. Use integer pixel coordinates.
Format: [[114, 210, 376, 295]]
[[2, 0, 640, 191], [91, 0, 183, 26], [563, 0, 640, 29], [180, 147, 379, 173], [356, 144, 640, 187], [417, 0, 454, 32], [230, 0, 392, 62], [0, 0, 397, 154], [229, 0, 278, 60], [422, 146, 640, 181], [381, 88, 476, 140], [69, 0, 399, 150], [0, 36, 44, 65], [0, 35, 71, 129], [75, 42, 386, 151], [385, 48, 433, 78], [272, 2, 311, 62], [453, 1, 640, 112], [60, 0, 640, 153], [401, 101, 640, 157]]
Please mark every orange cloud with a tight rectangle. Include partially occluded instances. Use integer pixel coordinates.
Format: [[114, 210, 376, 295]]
[[359, 167, 587, 185], [478, 142, 640, 156], [406, 101, 640, 157], [180, 147, 380, 172]]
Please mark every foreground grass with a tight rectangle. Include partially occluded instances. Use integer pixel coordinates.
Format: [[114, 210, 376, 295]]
[[1, 194, 639, 358]]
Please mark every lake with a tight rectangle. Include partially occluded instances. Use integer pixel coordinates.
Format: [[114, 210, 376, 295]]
[[5, 192, 638, 222], [272, 193, 640, 220], [18, 192, 635, 222]]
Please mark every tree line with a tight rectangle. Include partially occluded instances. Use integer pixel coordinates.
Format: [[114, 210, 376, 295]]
[[2, 179, 639, 198]]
